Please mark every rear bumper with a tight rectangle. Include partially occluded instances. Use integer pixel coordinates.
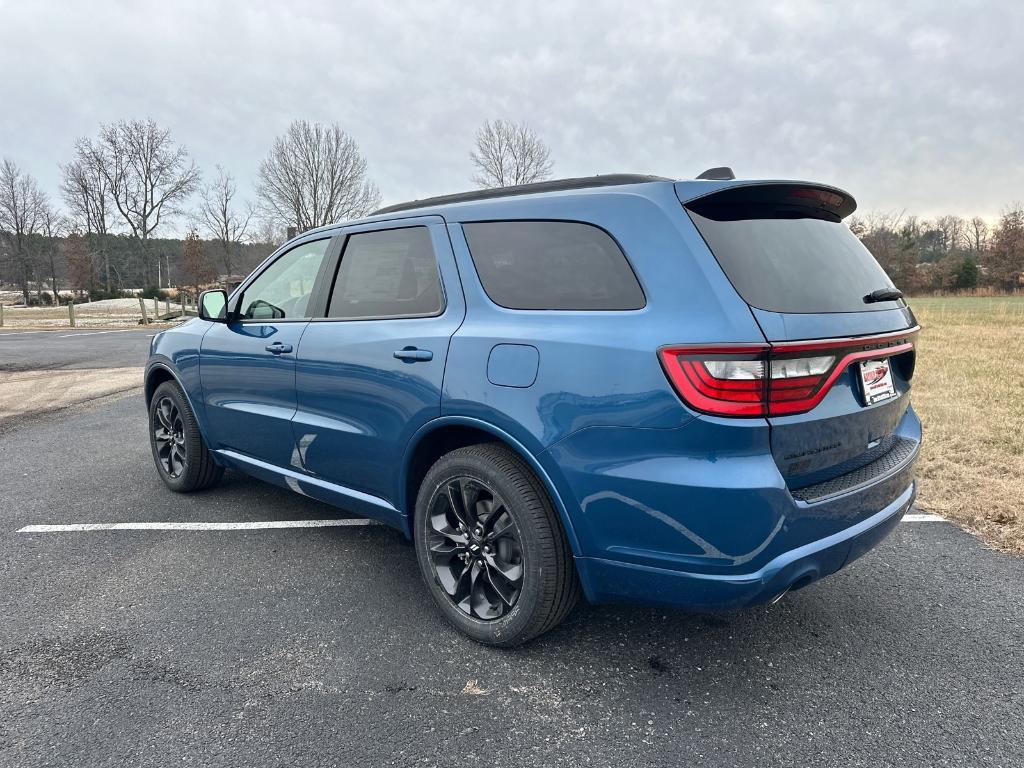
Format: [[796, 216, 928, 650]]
[[575, 479, 915, 609]]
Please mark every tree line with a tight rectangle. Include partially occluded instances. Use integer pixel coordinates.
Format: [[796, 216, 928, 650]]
[[0, 117, 552, 304], [850, 208, 1024, 293], [7, 114, 1018, 304]]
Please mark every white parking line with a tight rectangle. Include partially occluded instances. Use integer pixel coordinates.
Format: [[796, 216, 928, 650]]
[[16, 514, 944, 534], [17, 519, 382, 533]]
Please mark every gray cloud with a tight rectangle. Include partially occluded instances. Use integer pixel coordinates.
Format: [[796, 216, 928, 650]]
[[1, 0, 1022, 227]]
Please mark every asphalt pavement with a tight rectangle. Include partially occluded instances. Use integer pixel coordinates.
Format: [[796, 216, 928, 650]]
[[0, 328, 154, 372], [0, 391, 1021, 767]]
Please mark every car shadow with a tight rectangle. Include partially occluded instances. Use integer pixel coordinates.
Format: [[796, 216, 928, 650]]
[[190, 470, 901, 670]]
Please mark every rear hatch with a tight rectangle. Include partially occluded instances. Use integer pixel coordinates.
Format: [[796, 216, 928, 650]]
[[674, 182, 918, 493]]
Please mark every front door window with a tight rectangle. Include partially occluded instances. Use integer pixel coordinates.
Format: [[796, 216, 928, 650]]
[[239, 238, 331, 320]]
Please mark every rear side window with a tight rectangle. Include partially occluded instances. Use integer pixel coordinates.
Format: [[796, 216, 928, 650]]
[[327, 227, 443, 319], [687, 195, 901, 314], [462, 220, 645, 310]]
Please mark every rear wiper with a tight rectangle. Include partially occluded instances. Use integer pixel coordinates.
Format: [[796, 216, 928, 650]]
[[863, 288, 903, 304]]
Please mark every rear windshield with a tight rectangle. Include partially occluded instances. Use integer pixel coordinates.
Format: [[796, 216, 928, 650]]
[[687, 202, 901, 314]]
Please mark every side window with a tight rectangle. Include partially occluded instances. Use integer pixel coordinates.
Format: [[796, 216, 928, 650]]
[[327, 227, 444, 319], [239, 239, 331, 320], [462, 220, 645, 310]]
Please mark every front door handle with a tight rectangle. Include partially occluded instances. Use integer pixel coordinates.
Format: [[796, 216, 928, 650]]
[[265, 342, 293, 355], [393, 347, 433, 362]]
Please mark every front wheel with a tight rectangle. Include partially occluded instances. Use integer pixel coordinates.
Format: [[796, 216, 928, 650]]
[[148, 380, 223, 493], [414, 443, 580, 647]]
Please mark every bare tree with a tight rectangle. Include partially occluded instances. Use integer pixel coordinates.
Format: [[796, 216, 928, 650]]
[[61, 140, 114, 291], [257, 120, 381, 232], [198, 166, 252, 278], [80, 119, 200, 286], [39, 204, 68, 301], [850, 210, 926, 292], [967, 216, 990, 258], [251, 217, 286, 247], [470, 119, 554, 188], [989, 204, 1024, 290], [933, 215, 967, 255], [852, 210, 905, 268], [0, 158, 48, 303]]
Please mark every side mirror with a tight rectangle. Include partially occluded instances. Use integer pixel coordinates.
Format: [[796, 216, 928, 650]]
[[199, 289, 229, 322]]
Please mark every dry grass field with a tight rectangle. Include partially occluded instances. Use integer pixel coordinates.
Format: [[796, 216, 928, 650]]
[[910, 296, 1024, 553]]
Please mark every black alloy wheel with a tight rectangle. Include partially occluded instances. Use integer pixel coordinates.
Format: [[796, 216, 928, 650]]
[[427, 476, 525, 620], [147, 379, 224, 493], [153, 396, 187, 478], [414, 443, 580, 647]]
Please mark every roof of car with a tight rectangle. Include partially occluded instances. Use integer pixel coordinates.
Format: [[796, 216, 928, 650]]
[[372, 174, 674, 215], [293, 174, 856, 242]]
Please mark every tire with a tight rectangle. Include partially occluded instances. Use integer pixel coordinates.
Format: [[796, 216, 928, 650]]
[[148, 380, 224, 493], [413, 443, 580, 647]]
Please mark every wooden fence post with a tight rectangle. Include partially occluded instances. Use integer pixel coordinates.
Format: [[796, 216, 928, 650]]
[[68, 299, 76, 328], [0, 303, 4, 327], [139, 296, 150, 324], [153, 297, 159, 319]]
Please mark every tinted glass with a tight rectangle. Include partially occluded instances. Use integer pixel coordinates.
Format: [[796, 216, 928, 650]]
[[687, 206, 901, 314], [240, 238, 331, 320], [327, 227, 443, 319], [462, 221, 645, 310]]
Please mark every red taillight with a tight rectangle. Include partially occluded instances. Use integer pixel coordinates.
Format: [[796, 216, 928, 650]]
[[659, 329, 919, 418], [659, 345, 769, 416]]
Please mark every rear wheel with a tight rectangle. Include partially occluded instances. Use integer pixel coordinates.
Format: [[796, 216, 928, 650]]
[[148, 380, 223, 493], [414, 443, 580, 647]]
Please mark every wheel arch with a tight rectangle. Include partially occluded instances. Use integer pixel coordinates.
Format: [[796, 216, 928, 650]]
[[144, 363, 177, 406], [144, 361, 214, 452], [400, 417, 582, 557]]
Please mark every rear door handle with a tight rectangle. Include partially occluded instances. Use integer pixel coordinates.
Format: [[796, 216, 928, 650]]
[[393, 348, 433, 362], [265, 342, 293, 355]]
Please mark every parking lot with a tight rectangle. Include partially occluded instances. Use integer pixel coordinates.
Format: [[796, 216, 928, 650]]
[[1, 331, 1022, 767], [0, 329, 153, 425]]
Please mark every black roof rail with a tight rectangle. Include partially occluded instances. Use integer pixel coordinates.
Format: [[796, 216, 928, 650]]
[[372, 174, 673, 215], [696, 167, 736, 181]]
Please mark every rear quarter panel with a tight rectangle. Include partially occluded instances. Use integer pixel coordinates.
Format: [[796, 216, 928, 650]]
[[439, 185, 771, 558], [441, 184, 767, 451]]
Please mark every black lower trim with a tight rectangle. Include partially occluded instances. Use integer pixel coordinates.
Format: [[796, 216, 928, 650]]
[[791, 437, 918, 503]]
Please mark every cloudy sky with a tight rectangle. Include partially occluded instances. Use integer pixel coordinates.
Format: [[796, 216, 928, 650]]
[[1, 0, 1021, 227]]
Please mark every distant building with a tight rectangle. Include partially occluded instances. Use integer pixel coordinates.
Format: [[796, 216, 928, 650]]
[[218, 274, 247, 292]]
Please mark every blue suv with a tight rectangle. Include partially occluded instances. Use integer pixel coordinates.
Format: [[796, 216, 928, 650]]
[[146, 173, 920, 646]]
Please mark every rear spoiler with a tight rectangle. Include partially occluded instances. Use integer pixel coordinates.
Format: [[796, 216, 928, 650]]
[[674, 180, 857, 220]]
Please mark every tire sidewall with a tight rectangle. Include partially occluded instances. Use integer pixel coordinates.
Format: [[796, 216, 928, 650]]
[[414, 451, 547, 645]]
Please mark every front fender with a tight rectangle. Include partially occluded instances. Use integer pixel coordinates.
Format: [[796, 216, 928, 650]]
[[144, 359, 214, 445], [146, 318, 214, 439]]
